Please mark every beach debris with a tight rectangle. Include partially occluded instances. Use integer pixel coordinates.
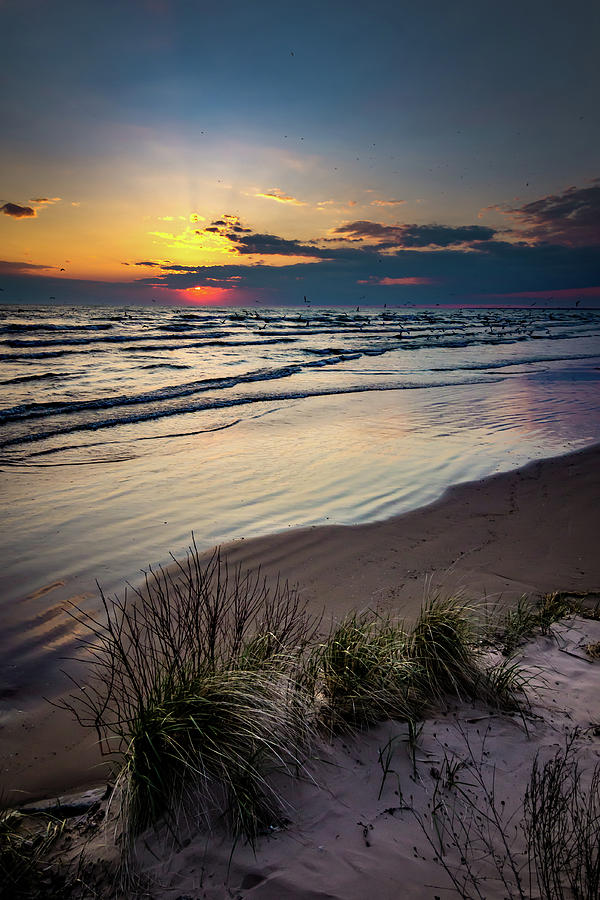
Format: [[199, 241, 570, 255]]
[[585, 641, 600, 659], [18, 785, 109, 818]]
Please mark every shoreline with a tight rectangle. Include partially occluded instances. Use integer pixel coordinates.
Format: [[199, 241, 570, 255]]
[[1, 442, 600, 805], [210, 440, 600, 622]]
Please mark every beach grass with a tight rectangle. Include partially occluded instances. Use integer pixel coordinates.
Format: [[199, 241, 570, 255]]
[[304, 611, 423, 731], [62, 542, 318, 845], [408, 593, 482, 700], [491, 589, 600, 656], [61, 546, 590, 863], [416, 730, 600, 899], [0, 808, 66, 899]]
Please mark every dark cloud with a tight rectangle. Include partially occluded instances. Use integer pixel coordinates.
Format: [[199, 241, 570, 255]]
[[11, 181, 600, 308], [232, 232, 335, 257], [334, 221, 497, 248], [132, 236, 600, 305], [0, 259, 53, 273], [124, 195, 599, 306], [1, 202, 37, 218], [195, 215, 383, 260], [197, 217, 341, 258], [502, 181, 600, 246], [5, 234, 600, 307]]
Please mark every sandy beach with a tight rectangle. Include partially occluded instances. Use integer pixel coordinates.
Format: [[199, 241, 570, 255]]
[[133, 614, 600, 899], [2, 442, 599, 809], [3, 3, 600, 894], [1, 443, 598, 898]]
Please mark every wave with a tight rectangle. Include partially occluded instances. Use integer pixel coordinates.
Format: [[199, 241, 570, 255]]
[[0, 371, 74, 385], [429, 352, 600, 373], [0, 349, 73, 360], [138, 362, 192, 370], [1, 330, 233, 348], [0, 363, 307, 424], [4, 338, 599, 427], [0, 322, 114, 334], [0, 375, 502, 450]]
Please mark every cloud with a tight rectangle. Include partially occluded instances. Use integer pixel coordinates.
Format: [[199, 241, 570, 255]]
[[334, 221, 496, 248], [370, 199, 406, 207], [130, 232, 600, 307], [496, 181, 600, 246], [31, 197, 61, 205], [232, 232, 331, 257], [1, 202, 36, 218], [193, 216, 335, 258], [0, 259, 53, 272], [253, 188, 307, 206], [112, 185, 600, 305], [357, 276, 437, 286]]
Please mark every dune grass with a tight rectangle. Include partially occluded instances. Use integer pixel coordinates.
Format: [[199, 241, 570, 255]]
[[408, 594, 482, 700], [62, 542, 318, 845], [305, 612, 423, 731], [493, 590, 600, 656], [62, 546, 545, 854], [525, 735, 600, 899], [0, 809, 66, 899], [416, 730, 600, 899]]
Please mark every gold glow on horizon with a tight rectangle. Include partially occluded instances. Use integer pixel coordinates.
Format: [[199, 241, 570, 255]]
[[176, 285, 245, 305]]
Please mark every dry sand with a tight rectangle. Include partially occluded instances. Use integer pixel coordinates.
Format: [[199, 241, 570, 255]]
[[131, 616, 600, 899], [1, 442, 599, 812], [21, 616, 600, 899]]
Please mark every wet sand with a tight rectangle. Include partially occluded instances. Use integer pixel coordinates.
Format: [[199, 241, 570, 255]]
[[1, 442, 599, 806]]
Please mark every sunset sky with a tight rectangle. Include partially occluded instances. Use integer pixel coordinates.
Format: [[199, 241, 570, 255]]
[[1, 0, 599, 307]]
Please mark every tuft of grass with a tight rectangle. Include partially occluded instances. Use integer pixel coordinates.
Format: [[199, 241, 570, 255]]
[[408, 594, 481, 700], [495, 595, 538, 655], [536, 592, 578, 634], [539, 590, 600, 626], [475, 657, 534, 714], [117, 666, 313, 841], [62, 542, 319, 846], [525, 735, 600, 899], [305, 612, 423, 732], [0, 809, 66, 899], [491, 590, 600, 655], [305, 597, 533, 734]]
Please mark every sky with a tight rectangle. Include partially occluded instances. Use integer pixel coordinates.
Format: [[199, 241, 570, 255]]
[[1, 0, 599, 307]]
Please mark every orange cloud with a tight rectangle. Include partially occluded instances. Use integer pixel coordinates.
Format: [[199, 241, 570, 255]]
[[253, 188, 307, 206], [31, 197, 61, 205], [357, 276, 437, 286], [370, 199, 406, 207]]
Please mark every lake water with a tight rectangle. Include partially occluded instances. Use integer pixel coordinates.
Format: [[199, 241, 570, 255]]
[[1, 303, 600, 677]]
